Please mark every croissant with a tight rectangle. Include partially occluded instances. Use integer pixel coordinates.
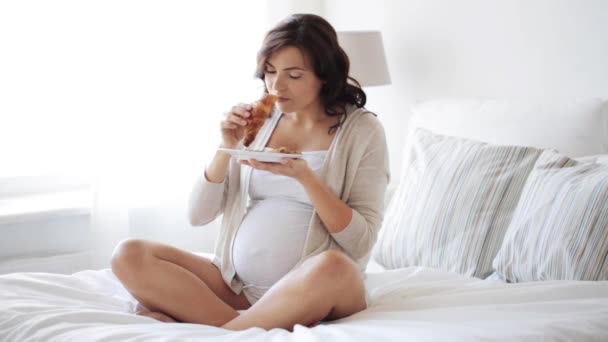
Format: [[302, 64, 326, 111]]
[[275, 147, 301, 154], [243, 94, 278, 147]]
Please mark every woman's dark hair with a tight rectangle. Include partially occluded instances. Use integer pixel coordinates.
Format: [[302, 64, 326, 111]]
[[255, 13, 367, 134]]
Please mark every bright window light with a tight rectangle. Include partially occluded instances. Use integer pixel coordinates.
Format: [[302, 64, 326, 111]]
[[0, 0, 268, 190]]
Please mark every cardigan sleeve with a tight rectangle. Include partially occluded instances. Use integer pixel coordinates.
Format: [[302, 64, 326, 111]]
[[187, 169, 229, 226], [331, 123, 390, 259]]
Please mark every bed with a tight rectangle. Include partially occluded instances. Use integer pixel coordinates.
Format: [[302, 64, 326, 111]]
[[2, 98, 608, 341], [2, 263, 608, 341]]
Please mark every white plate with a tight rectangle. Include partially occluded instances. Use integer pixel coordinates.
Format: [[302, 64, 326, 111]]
[[218, 148, 303, 163]]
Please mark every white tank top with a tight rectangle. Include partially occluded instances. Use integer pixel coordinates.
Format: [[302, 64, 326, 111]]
[[232, 150, 327, 298]]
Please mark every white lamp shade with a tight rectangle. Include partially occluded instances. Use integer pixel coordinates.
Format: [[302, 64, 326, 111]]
[[337, 31, 391, 87]]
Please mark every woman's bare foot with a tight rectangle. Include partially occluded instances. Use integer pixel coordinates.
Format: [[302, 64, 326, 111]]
[[135, 303, 177, 323]]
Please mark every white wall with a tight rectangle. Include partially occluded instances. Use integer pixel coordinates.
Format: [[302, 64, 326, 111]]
[[324, 0, 608, 178], [266, 0, 324, 24]]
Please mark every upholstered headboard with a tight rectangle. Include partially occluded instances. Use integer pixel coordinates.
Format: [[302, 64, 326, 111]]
[[408, 98, 608, 157]]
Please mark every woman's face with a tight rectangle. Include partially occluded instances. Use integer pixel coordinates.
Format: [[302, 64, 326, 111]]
[[263, 46, 324, 114]]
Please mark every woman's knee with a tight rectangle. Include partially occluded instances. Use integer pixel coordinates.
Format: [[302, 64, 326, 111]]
[[305, 251, 367, 317], [111, 238, 150, 280], [303, 250, 361, 286]]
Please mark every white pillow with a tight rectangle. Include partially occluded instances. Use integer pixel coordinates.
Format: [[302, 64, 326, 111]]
[[493, 150, 608, 281], [373, 128, 543, 278], [576, 154, 608, 165], [409, 98, 608, 157]]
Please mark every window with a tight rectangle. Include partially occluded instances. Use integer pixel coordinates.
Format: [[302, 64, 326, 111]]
[[0, 1, 269, 212]]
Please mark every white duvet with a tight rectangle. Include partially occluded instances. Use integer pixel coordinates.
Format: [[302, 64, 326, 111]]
[[1, 266, 607, 342]]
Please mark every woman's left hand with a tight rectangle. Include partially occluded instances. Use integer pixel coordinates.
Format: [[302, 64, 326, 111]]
[[240, 158, 313, 183]]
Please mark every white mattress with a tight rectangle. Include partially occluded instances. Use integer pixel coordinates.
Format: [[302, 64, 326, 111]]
[[1, 267, 607, 341]]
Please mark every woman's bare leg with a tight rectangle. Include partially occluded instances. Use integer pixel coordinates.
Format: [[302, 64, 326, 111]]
[[221, 250, 367, 331], [111, 238, 250, 326], [134, 302, 189, 323], [135, 303, 177, 323]]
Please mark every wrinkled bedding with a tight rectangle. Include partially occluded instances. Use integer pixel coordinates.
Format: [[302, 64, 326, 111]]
[[1, 266, 607, 341]]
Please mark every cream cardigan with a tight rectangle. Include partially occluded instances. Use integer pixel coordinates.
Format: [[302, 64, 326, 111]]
[[188, 105, 390, 294]]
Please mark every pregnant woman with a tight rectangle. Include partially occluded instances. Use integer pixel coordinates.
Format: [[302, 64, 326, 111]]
[[111, 13, 390, 331]]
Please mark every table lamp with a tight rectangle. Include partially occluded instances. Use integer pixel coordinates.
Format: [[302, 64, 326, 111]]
[[337, 31, 391, 87]]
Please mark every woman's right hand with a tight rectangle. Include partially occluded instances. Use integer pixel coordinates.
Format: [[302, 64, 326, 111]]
[[220, 103, 253, 148]]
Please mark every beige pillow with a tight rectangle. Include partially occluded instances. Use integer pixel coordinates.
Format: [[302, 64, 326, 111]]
[[373, 128, 543, 278], [493, 150, 608, 281]]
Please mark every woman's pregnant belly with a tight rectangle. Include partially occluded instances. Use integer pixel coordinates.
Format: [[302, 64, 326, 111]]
[[232, 198, 313, 288]]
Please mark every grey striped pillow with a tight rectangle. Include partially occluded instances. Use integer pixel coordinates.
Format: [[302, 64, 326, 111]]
[[493, 151, 608, 281], [373, 128, 543, 278]]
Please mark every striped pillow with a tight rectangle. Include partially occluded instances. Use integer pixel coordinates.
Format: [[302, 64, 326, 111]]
[[493, 151, 608, 281], [373, 128, 543, 278]]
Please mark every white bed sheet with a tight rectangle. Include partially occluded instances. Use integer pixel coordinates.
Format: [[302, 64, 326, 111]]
[[1, 266, 607, 342]]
